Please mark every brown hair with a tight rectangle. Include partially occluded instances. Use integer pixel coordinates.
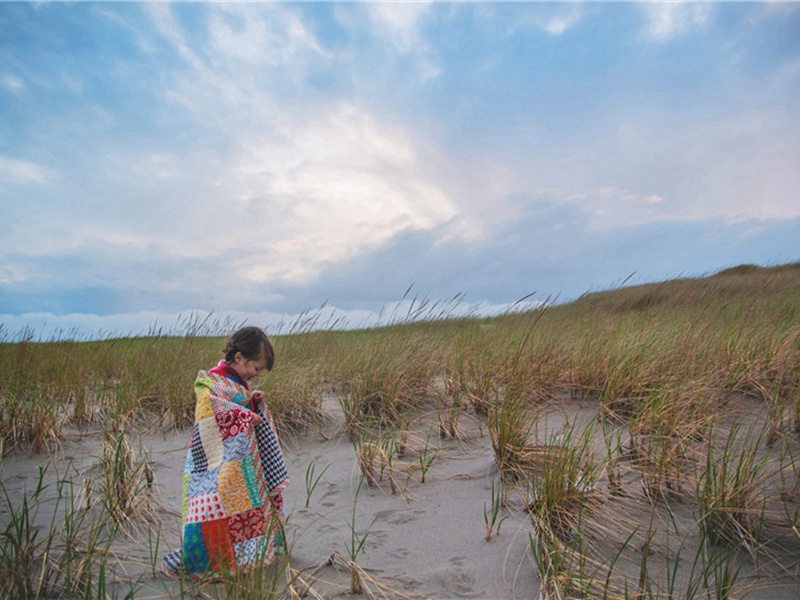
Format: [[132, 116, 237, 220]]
[[223, 326, 275, 370]]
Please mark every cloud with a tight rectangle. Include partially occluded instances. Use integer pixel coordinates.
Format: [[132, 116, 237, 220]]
[[0, 155, 53, 184], [207, 4, 323, 65], [0, 310, 259, 341], [260, 196, 800, 318], [1, 75, 24, 94], [0, 264, 29, 286], [642, 3, 713, 41], [146, 5, 463, 275], [171, 102, 459, 287], [532, 4, 584, 36], [5, 209, 799, 341], [516, 103, 800, 232], [364, 1, 434, 53], [490, 3, 584, 37], [1, 3, 508, 274], [0, 292, 544, 342], [331, 2, 442, 84], [1, 4, 465, 318], [2, 2, 797, 341]]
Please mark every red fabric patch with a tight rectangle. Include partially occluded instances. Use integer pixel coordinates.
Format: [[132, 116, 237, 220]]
[[215, 408, 254, 440], [271, 492, 284, 515], [228, 506, 267, 544], [201, 519, 235, 571]]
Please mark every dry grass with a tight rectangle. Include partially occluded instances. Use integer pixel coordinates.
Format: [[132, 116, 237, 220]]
[[1, 261, 799, 596]]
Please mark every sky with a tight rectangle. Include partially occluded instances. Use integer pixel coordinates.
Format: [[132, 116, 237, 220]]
[[1, 1, 799, 340]]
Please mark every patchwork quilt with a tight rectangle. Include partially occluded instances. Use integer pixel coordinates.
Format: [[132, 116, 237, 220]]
[[163, 370, 289, 576]]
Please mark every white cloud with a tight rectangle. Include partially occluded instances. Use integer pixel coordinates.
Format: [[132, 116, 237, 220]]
[[518, 103, 800, 233], [660, 110, 800, 222], [500, 4, 584, 37], [2, 98, 463, 297], [101, 4, 461, 290], [133, 3, 799, 280], [140, 152, 184, 180], [327, 3, 443, 85], [1, 75, 24, 94], [208, 4, 323, 65], [147, 4, 202, 70], [228, 105, 458, 284], [365, 1, 434, 53], [551, 186, 674, 231], [0, 264, 30, 285], [0, 156, 53, 184], [642, 3, 713, 41], [539, 6, 583, 36], [0, 310, 242, 341]]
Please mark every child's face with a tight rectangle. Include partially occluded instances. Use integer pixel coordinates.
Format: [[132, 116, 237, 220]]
[[230, 349, 269, 383]]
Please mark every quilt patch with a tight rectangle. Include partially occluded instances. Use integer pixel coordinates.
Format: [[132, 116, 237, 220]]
[[186, 492, 226, 524]]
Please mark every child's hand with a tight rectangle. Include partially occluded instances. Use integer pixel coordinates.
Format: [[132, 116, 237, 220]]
[[249, 390, 264, 425]]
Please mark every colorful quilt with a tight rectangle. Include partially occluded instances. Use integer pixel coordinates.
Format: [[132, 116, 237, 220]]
[[163, 370, 289, 576]]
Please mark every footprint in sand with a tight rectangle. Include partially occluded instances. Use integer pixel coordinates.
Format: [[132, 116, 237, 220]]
[[320, 486, 339, 507], [389, 547, 411, 559], [374, 509, 423, 525], [365, 529, 389, 550], [317, 522, 341, 534], [447, 569, 483, 598]]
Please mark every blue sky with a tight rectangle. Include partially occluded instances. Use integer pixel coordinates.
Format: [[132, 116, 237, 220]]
[[1, 1, 799, 339]]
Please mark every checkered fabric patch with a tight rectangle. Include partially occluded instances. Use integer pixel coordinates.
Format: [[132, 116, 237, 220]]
[[253, 407, 288, 494], [187, 424, 208, 473]]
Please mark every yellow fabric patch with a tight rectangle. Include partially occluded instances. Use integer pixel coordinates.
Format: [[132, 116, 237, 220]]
[[219, 461, 252, 516], [182, 473, 190, 522], [195, 389, 214, 420]]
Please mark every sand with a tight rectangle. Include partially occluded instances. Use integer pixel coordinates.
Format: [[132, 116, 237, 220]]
[[3, 394, 800, 599], [0, 398, 538, 599], [276, 399, 538, 599]]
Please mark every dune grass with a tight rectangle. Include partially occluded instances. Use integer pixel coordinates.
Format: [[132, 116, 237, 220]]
[[1, 261, 799, 597]]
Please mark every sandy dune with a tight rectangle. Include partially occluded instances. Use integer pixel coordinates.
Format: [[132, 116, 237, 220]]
[[3, 394, 800, 599]]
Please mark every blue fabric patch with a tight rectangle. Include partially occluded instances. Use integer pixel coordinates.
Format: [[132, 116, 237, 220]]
[[182, 522, 209, 573], [183, 449, 195, 474], [222, 431, 251, 462], [187, 467, 220, 497]]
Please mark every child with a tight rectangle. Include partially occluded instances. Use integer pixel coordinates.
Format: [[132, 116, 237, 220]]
[[162, 326, 289, 578]]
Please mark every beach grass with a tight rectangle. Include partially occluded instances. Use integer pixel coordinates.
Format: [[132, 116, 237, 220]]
[[1, 261, 799, 597]]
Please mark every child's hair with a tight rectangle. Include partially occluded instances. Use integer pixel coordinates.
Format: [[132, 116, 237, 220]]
[[223, 326, 275, 371]]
